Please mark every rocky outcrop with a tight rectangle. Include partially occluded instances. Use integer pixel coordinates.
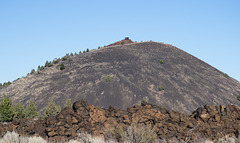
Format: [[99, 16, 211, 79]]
[[1, 100, 240, 142], [107, 37, 134, 47]]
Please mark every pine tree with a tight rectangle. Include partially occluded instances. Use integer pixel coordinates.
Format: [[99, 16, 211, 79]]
[[64, 99, 72, 108], [45, 61, 49, 67], [13, 102, 25, 119], [30, 69, 35, 74], [3, 81, 11, 87], [43, 98, 61, 118], [25, 100, 40, 118], [62, 56, 67, 61], [39, 66, 44, 71], [38, 65, 41, 71], [0, 95, 15, 122]]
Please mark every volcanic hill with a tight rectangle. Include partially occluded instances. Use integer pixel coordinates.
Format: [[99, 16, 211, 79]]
[[1, 39, 240, 114]]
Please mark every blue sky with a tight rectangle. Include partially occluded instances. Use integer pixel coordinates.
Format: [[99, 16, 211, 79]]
[[0, 0, 239, 83]]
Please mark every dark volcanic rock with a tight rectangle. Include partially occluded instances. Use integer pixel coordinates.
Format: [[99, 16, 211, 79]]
[[0, 41, 240, 114], [1, 101, 240, 142]]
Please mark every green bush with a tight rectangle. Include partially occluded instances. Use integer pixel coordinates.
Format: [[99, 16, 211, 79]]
[[68, 58, 72, 62], [106, 75, 111, 82], [109, 122, 157, 143], [43, 98, 61, 118], [160, 60, 164, 64], [237, 94, 240, 101], [121, 41, 125, 45], [223, 73, 230, 78], [64, 99, 72, 108], [25, 100, 40, 118], [141, 97, 149, 106], [0, 95, 15, 122], [60, 63, 65, 70], [158, 86, 164, 91]]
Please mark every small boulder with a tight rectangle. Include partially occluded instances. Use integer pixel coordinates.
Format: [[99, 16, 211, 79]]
[[48, 131, 57, 137], [73, 99, 88, 111]]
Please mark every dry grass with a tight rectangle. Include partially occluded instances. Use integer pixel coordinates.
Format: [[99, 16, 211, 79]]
[[0, 131, 46, 143], [1, 131, 240, 143], [105, 122, 158, 143]]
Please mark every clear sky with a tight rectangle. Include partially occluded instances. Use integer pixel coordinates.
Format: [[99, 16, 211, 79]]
[[0, 0, 239, 83]]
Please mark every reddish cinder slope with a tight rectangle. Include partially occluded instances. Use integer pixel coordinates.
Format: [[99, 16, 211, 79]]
[[107, 37, 134, 47]]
